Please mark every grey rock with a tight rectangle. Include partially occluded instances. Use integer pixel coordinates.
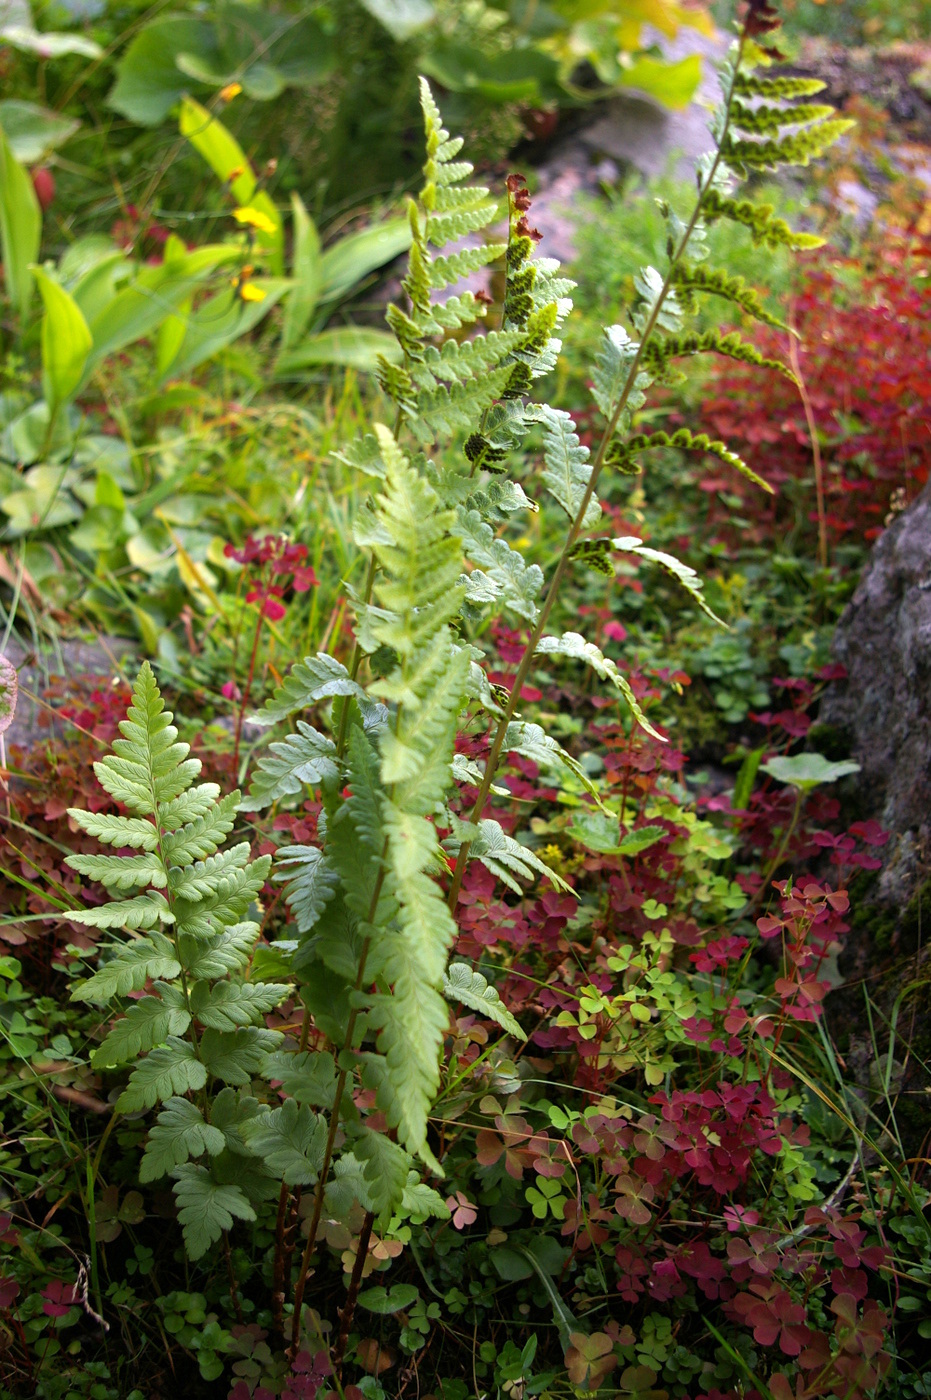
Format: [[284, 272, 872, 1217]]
[[0, 636, 136, 757], [579, 25, 726, 180], [820, 484, 931, 908]]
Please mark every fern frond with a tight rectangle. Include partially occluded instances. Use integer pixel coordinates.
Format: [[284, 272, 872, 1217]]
[[538, 406, 600, 529], [731, 100, 834, 136], [272, 846, 339, 935], [117, 1037, 207, 1112], [245, 724, 339, 808], [670, 263, 788, 332], [591, 325, 649, 423], [72, 933, 181, 1002], [443, 963, 526, 1040], [252, 654, 365, 727], [448, 817, 572, 896], [721, 119, 854, 175], [643, 328, 795, 381], [65, 852, 167, 891], [93, 986, 190, 1067], [701, 188, 824, 250], [66, 810, 160, 850], [140, 1098, 225, 1182], [457, 509, 543, 623], [167, 844, 252, 902], [161, 791, 241, 865], [535, 633, 664, 741], [633, 266, 683, 336], [612, 535, 725, 627], [68, 893, 173, 930], [172, 856, 271, 939], [622, 428, 773, 493], [179, 923, 260, 978], [733, 74, 827, 99], [158, 783, 223, 831], [189, 980, 290, 1031]]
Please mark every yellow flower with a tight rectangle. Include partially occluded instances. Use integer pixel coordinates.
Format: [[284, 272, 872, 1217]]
[[219, 82, 242, 102], [238, 282, 267, 303], [232, 205, 277, 235]]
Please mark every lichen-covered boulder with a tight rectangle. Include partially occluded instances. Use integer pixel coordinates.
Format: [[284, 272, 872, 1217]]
[[820, 483, 931, 915]]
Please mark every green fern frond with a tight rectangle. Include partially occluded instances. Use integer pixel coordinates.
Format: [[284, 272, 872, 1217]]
[[456, 509, 544, 623], [535, 633, 664, 741], [670, 263, 788, 332], [733, 73, 827, 99], [591, 325, 649, 424], [643, 328, 795, 381], [721, 119, 854, 175], [66, 810, 160, 850], [701, 189, 824, 250], [65, 852, 167, 891], [731, 100, 834, 136], [538, 406, 600, 529], [448, 817, 572, 896], [252, 654, 365, 727], [443, 963, 525, 1040], [622, 428, 773, 493], [612, 535, 725, 627]]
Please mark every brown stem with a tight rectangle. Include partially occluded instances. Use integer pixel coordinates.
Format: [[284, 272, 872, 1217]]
[[271, 1180, 291, 1338], [233, 603, 265, 776], [787, 310, 828, 570], [224, 1232, 244, 1325], [289, 869, 382, 1356], [333, 1210, 376, 1372]]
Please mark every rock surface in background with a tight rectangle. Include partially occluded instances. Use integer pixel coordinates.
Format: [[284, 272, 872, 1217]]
[[820, 483, 931, 911], [0, 637, 135, 755]]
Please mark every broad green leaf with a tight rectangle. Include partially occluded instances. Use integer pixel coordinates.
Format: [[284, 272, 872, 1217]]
[[116, 1037, 208, 1111], [0, 100, 78, 163], [614, 54, 702, 111], [32, 268, 92, 413], [82, 246, 241, 377], [319, 219, 413, 305], [239, 1100, 328, 1185], [276, 327, 403, 374], [108, 15, 219, 125], [159, 280, 291, 381], [0, 126, 40, 316], [179, 96, 256, 204], [170, 1163, 255, 1261], [140, 1098, 226, 1182], [358, 0, 434, 42], [281, 192, 321, 350], [761, 753, 860, 794]]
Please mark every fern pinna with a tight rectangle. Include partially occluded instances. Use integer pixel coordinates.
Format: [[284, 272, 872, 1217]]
[[66, 5, 850, 1363]]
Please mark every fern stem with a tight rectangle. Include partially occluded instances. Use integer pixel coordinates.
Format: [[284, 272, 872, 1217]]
[[333, 1209, 376, 1371], [233, 604, 266, 779], [447, 32, 748, 913], [334, 553, 378, 759], [289, 864, 384, 1356]]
